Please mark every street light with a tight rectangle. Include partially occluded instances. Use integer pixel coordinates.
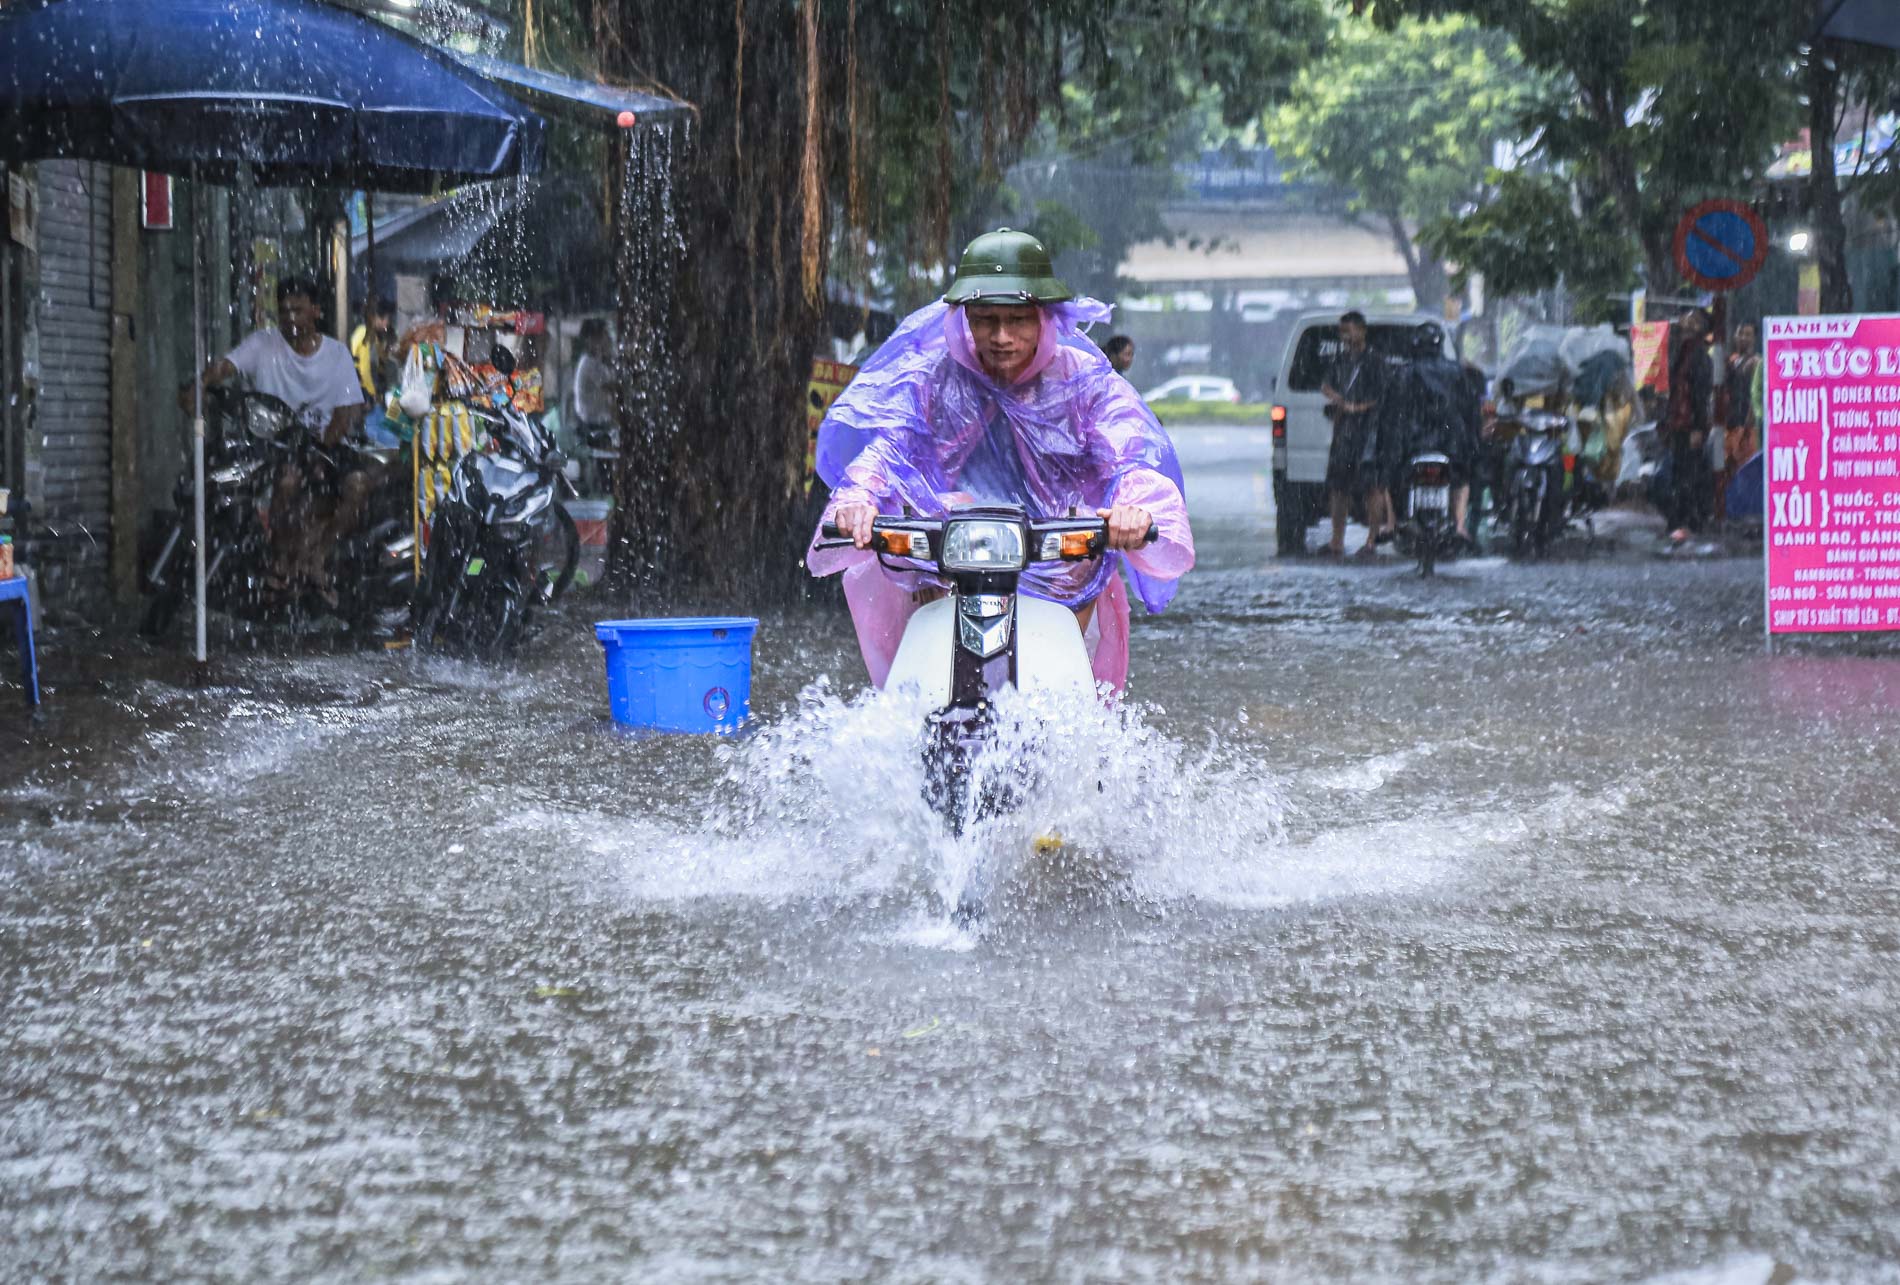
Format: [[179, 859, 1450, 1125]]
[[1788, 230, 1813, 255]]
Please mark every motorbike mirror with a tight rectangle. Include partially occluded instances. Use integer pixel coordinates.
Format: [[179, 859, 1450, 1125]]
[[490, 344, 518, 377], [544, 448, 567, 470]]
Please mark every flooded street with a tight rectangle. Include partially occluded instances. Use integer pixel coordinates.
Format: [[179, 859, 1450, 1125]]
[[5, 424, 1900, 1282]]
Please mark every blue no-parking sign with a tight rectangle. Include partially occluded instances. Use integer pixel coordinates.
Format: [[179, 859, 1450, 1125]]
[[1673, 199, 1769, 293]]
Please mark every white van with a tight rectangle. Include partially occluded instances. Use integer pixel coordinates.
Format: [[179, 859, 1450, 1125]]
[[1269, 312, 1453, 555]]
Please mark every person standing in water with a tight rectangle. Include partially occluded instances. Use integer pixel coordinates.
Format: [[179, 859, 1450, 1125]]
[[1321, 310, 1389, 558]]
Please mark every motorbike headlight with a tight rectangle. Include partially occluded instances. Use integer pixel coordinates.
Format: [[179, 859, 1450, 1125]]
[[475, 454, 534, 501], [941, 519, 1025, 572], [241, 399, 292, 441], [499, 486, 552, 526]]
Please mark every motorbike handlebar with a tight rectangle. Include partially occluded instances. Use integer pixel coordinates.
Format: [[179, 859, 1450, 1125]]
[[820, 516, 1157, 556]]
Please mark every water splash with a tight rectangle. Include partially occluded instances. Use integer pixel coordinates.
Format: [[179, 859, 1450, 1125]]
[[1309, 742, 1437, 792], [526, 671, 1644, 938], [528, 678, 1300, 934]]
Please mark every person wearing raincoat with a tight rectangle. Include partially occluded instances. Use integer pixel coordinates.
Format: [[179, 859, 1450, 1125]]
[[807, 228, 1194, 695]]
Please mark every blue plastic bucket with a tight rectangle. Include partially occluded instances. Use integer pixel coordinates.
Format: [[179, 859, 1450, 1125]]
[[594, 617, 758, 733]]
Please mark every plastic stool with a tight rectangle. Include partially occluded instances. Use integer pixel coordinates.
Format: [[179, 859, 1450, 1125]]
[[0, 575, 39, 706]]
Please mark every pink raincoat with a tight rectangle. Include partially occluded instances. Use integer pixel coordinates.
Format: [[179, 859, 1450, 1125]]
[[807, 298, 1193, 693]]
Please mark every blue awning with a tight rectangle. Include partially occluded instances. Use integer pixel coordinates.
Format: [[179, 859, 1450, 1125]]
[[451, 52, 691, 128], [1819, 0, 1900, 49], [0, 0, 543, 192]]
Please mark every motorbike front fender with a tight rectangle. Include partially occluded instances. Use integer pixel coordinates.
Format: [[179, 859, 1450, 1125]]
[[885, 595, 1094, 711], [886, 598, 958, 709]]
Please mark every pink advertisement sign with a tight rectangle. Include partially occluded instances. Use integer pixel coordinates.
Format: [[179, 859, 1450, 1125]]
[[1763, 314, 1900, 634]]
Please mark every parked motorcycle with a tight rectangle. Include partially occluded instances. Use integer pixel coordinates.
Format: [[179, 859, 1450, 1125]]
[[1402, 452, 1457, 576], [141, 388, 415, 636], [411, 390, 578, 659], [1500, 408, 1611, 557], [820, 504, 1155, 924], [1503, 409, 1572, 557]]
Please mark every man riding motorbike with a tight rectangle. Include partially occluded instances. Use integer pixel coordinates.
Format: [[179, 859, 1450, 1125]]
[[1381, 321, 1482, 544], [181, 275, 378, 604], [808, 228, 1194, 694]]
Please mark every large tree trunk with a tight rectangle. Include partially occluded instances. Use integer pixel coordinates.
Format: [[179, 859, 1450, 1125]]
[[1808, 20, 1854, 314], [1384, 212, 1447, 316], [600, 0, 828, 603]]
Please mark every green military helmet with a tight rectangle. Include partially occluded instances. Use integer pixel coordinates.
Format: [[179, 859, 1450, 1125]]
[[943, 227, 1074, 306]]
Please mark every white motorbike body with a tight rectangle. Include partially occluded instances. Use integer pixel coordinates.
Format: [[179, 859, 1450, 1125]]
[[885, 594, 1096, 707]]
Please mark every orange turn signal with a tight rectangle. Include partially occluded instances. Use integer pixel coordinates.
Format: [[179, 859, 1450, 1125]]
[[1059, 531, 1096, 558], [879, 531, 916, 557]]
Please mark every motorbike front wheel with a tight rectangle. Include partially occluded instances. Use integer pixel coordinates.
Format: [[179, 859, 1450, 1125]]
[[412, 522, 466, 651], [141, 521, 188, 636], [1541, 483, 1569, 550], [460, 580, 525, 658], [535, 503, 580, 605], [141, 579, 187, 637], [1510, 490, 1538, 557], [1416, 518, 1440, 577]]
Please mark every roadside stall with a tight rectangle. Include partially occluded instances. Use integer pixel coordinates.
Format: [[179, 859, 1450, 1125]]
[[0, 0, 545, 664], [386, 303, 550, 544]]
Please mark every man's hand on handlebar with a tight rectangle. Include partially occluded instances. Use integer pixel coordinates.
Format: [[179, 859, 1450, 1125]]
[[832, 502, 879, 549], [315, 404, 363, 448], [178, 358, 238, 416], [1096, 505, 1155, 551]]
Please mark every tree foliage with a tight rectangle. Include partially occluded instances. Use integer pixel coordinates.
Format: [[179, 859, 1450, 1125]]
[[506, 0, 1336, 595], [1264, 14, 1550, 311], [851, 2, 1331, 307], [1368, 0, 1807, 310], [1417, 168, 1630, 300], [999, 6, 1329, 302]]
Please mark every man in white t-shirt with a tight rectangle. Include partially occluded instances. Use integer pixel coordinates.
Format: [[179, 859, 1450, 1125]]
[[570, 318, 618, 493], [185, 276, 372, 600]]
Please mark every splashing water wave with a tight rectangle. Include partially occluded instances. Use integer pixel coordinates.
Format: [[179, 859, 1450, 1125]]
[[499, 678, 1504, 928], [493, 661, 1635, 935], [710, 678, 1296, 920]]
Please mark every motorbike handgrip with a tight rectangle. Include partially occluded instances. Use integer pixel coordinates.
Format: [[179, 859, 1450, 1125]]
[[1143, 524, 1159, 544], [819, 519, 887, 551]]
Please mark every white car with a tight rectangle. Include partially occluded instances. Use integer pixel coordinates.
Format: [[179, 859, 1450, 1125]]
[[1268, 312, 1454, 555], [1142, 375, 1241, 404]]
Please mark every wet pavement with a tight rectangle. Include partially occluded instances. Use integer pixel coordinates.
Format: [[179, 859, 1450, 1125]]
[[4, 425, 1900, 1282]]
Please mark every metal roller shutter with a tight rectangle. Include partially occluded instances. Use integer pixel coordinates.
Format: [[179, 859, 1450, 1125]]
[[37, 159, 113, 595]]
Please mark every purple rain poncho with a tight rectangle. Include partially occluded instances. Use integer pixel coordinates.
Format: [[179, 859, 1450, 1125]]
[[807, 298, 1194, 693]]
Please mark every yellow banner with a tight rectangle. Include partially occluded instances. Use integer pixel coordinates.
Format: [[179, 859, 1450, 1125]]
[[806, 358, 858, 491]]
